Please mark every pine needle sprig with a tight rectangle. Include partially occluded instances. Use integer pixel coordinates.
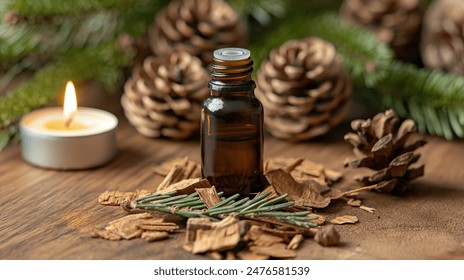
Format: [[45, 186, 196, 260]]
[[7, 0, 147, 16], [133, 191, 318, 228]]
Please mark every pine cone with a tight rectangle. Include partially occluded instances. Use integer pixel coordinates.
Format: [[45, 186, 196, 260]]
[[148, 0, 247, 66], [421, 0, 464, 74], [121, 52, 209, 139], [344, 109, 426, 194], [255, 37, 352, 141], [340, 0, 424, 61]]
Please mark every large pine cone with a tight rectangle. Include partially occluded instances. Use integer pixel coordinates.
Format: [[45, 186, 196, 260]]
[[341, 0, 424, 61], [344, 109, 426, 194], [148, 0, 247, 66], [121, 52, 209, 139], [255, 37, 352, 141], [421, 0, 464, 74]]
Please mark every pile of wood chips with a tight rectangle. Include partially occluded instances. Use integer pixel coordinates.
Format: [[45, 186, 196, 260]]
[[93, 156, 376, 259]]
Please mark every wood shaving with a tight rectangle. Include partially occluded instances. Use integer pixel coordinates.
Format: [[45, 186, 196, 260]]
[[226, 251, 236, 260], [156, 157, 201, 191], [247, 226, 285, 246], [236, 249, 269, 260], [347, 198, 362, 207], [286, 234, 304, 250], [91, 213, 178, 241], [330, 215, 359, 225], [307, 213, 326, 225], [157, 178, 211, 195], [91, 228, 121, 241], [191, 216, 241, 254], [249, 243, 296, 259], [141, 231, 170, 242], [154, 156, 201, 178], [207, 251, 223, 260], [196, 186, 222, 208], [98, 189, 152, 206], [265, 157, 343, 187], [360, 205, 377, 213], [265, 169, 331, 208]]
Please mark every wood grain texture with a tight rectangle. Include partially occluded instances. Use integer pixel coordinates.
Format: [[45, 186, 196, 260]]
[[1, 83, 464, 260]]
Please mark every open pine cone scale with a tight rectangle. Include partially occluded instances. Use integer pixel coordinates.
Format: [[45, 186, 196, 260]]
[[344, 109, 426, 194], [121, 52, 209, 139], [256, 37, 352, 141]]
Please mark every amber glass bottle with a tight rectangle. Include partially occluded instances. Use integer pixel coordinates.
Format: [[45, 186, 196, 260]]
[[201, 48, 264, 196]]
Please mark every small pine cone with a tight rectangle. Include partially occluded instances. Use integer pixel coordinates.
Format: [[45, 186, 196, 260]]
[[148, 0, 247, 66], [344, 109, 427, 194], [421, 0, 464, 75], [255, 37, 352, 141], [340, 0, 424, 61], [121, 52, 209, 139]]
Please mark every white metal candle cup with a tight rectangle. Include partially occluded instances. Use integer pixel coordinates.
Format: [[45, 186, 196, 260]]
[[20, 107, 118, 170]]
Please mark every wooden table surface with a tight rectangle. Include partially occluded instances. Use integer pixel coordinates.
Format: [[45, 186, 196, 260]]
[[1, 83, 464, 260]]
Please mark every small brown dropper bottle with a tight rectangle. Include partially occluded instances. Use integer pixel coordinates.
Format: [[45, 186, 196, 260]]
[[201, 48, 264, 196]]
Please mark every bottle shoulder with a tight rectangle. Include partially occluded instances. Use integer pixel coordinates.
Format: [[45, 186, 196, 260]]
[[202, 94, 263, 116]]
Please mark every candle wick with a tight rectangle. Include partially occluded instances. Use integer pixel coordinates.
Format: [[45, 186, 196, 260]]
[[64, 116, 72, 128]]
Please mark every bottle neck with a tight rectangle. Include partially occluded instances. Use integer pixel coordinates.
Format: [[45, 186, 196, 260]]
[[208, 48, 256, 93]]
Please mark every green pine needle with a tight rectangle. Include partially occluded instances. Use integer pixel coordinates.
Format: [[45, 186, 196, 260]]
[[133, 191, 317, 229], [8, 0, 146, 16]]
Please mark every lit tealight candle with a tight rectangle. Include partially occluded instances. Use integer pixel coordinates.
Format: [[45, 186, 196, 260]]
[[20, 81, 118, 170]]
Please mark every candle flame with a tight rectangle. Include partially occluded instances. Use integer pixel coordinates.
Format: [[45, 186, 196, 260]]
[[63, 81, 77, 127]]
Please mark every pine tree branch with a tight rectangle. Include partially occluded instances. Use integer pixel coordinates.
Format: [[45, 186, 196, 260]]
[[133, 191, 318, 228], [0, 9, 120, 61], [8, 0, 146, 16], [250, 11, 464, 139]]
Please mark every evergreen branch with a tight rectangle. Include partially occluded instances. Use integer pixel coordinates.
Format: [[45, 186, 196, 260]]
[[378, 62, 464, 108], [249, 11, 464, 139], [8, 0, 146, 16], [0, 10, 119, 61], [133, 191, 317, 228], [228, 0, 286, 26], [304, 13, 394, 88], [0, 41, 131, 128]]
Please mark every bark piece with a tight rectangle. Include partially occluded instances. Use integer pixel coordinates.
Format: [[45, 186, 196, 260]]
[[91, 229, 121, 241], [137, 223, 179, 232], [265, 169, 331, 208], [196, 186, 221, 208], [324, 168, 343, 183], [156, 158, 202, 191], [157, 178, 211, 195], [249, 243, 297, 259], [247, 225, 285, 246], [314, 225, 340, 246], [191, 216, 241, 254], [266, 169, 303, 199], [347, 198, 362, 207], [236, 249, 269, 260], [226, 251, 236, 260], [207, 252, 223, 260], [287, 234, 304, 250], [98, 190, 152, 206], [307, 213, 326, 225], [141, 231, 170, 242], [186, 218, 213, 243], [330, 215, 359, 225], [297, 188, 331, 208], [265, 157, 342, 188]]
